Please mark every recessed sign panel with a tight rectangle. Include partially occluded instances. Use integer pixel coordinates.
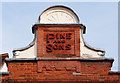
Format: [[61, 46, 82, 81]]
[[43, 31, 75, 55]]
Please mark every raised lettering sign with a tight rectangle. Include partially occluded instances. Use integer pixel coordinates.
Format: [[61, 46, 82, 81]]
[[43, 31, 75, 54]]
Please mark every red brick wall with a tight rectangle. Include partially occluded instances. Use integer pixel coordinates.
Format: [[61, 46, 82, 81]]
[[81, 61, 111, 75], [1, 61, 119, 82]]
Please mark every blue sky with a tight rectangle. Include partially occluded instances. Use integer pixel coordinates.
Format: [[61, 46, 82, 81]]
[[1, 2, 118, 70]]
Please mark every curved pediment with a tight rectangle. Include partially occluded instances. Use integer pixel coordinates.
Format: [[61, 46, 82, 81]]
[[39, 5, 79, 24]]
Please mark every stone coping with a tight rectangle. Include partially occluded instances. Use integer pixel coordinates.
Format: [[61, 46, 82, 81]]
[[0, 72, 9, 75], [109, 71, 120, 75], [5, 57, 114, 62], [32, 24, 86, 34]]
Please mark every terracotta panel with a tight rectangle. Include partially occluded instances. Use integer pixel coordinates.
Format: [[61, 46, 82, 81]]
[[37, 27, 80, 57]]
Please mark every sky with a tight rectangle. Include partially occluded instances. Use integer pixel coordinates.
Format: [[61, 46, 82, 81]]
[[1, 2, 118, 71]]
